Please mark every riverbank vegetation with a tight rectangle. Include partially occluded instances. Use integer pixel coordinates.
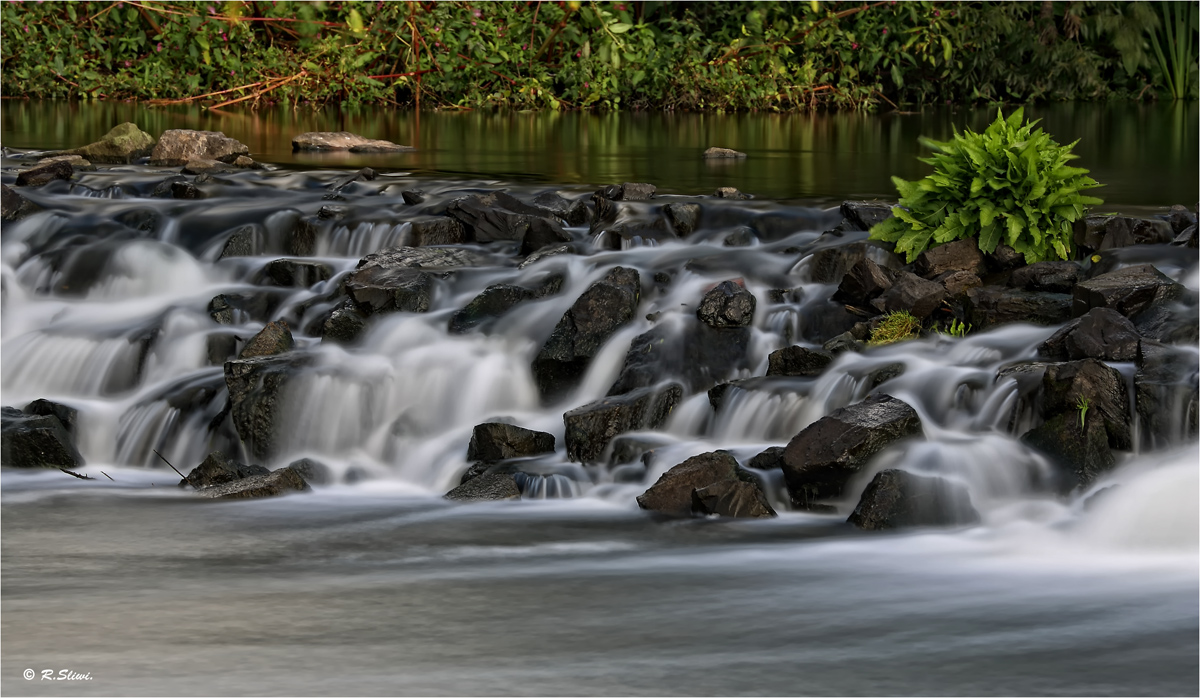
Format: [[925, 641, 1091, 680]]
[[2, 1, 1197, 111]]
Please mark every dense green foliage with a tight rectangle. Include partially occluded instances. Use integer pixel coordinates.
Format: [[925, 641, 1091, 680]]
[[1, 1, 1196, 111], [871, 108, 1103, 264]]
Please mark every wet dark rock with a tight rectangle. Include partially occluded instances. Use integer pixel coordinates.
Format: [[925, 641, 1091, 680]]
[[449, 284, 533, 334], [767, 346, 834, 377], [1021, 411, 1114, 493], [206, 332, 239, 365], [1165, 205, 1197, 234], [723, 227, 756, 247], [1097, 217, 1175, 250], [637, 450, 774, 518], [806, 241, 872, 285], [746, 446, 786, 470], [703, 147, 747, 158], [914, 239, 984, 278], [1, 184, 41, 221], [355, 245, 490, 272], [1042, 359, 1131, 451], [663, 203, 701, 237], [823, 332, 865, 355], [150, 130, 249, 166], [834, 258, 895, 308], [218, 225, 261, 259], [1171, 222, 1197, 248], [467, 423, 556, 462], [37, 154, 94, 170], [114, 208, 160, 233], [1, 406, 84, 469], [208, 292, 280, 326], [598, 182, 656, 201], [284, 458, 333, 486], [520, 217, 572, 256], [697, 280, 756, 328], [257, 259, 333, 288], [65, 122, 155, 164], [564, 384, 682, 463], [181, 158, 238, 175], [329, 167, 377, 192], [847, 470, 980, 530], [1135, 341, 1200, 449], [445, 472, 522, 501], [347, 268, 434, 315], [179, 450, 270, 489], [519, 245, 574, 271], [1010, 261, 1081, 294], [1131, 285, 1199, 344], [714, 187, 751, 200], [524, 191, 588, 227], [867, 363, 907, 389], [608, 322, 751, 395], [197, 467, 311, 499], [238, 321, 295, 359], [872, 271, 946, 319], [322, 300, 369, 344], [224, 354, 306, 461], [445, 193, 535, 243], [986, 243, 1025, 271], [288, 216, 322, 256], [936, 270, 983, 297], [23, 399, 79, 439], [961, 287, 1072, 329], [401, 190, 426, 205], [839, 201, 894, 231], [1038, 308, 1141, 362], [1073, 264, 1183, 319], [169, 179, 205, 200], [781, 394, 923, 510], [15, 160, 73, 187], [533, 267, 641, 401]]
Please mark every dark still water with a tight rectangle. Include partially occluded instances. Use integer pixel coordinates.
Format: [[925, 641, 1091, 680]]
[[2, 100, 1197, 206]]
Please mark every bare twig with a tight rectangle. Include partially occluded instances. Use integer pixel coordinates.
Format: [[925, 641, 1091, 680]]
[[101, 471, 116, 482], [873, 88, 899, 110], [207, 70, 307, 109], [153, 449, 193, 487], [147, 79, 271, 106], [59, 468, 96, 481]]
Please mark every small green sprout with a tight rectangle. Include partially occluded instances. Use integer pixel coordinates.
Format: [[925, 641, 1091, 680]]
[[1076, 395, 1090, 429], [941, 319, 971, 338]]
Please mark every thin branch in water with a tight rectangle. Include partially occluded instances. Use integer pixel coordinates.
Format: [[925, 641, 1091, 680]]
[[153, 449, 193, 487], [59, 468, 95, 481], [207, 70, 307, 110], [100, 471, 116, 482]]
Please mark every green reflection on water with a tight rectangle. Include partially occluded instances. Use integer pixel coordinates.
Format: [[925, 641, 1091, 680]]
[[2, 101, 1195, 206]]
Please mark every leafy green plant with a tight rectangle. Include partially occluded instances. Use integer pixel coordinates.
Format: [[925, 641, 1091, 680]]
[[940, 319, 971, 338], [869, 108, 1104, 265], [1147, 1, 1199, 100], [1076, 395, 1090, 429], [869, 311, 922, 346]]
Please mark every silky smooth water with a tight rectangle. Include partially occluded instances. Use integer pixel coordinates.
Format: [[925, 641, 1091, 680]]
[[1, 104, 1197, 696]]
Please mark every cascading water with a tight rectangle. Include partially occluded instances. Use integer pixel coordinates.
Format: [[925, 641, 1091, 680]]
[[2, 137, 1196, 696]]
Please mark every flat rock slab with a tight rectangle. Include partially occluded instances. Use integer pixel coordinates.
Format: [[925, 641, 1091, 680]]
[[467, 423, 556, 462], [847, 469, 980, 530], [15, 160, 73, 187], [1038, 308, 1141, 362], [703, 147, 747, 158], [766, 346, 834, 377], [197, 467, 310, 499], [1072, 263, 1183, 319], [292, 131, 414, 152], [179, 451, 269, 489], [781, 394, 923, 510], [151, 130, 250, 167], [445, 472, 522, 501], [963, 286, 1072, 329]]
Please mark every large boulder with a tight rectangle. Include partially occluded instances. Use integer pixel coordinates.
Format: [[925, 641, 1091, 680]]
[[224, 354, 306, 461], [563, 385, 682, 463], [196, 467, 311, 499], [1037, 308, 1141, 362], [178, 450, 269, 489], [467, 423, 556, 462], [66, 123, 156, 164], [530, 190, 592, 227], [533, 267, 641, 401], [1, 406, 84, 469], [1041, 359, 1131, 451], [15, 160, 73, 187], [961, 286, 1072, 329], [22, 399, 79, 439], [150, 130, 250, 166], [636, 450, 775, 518], [781, 394, 923, 510], [1021, 411, 1114, 492], [238, 321, 295, 359], [833, 258, 895, 308], [847, 470, 980, 530], [1072, 264, 1184, 319], [697, 280, 756, 328]]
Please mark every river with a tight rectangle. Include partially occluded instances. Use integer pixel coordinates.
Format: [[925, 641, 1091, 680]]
[[1, 102, 1197, 696]]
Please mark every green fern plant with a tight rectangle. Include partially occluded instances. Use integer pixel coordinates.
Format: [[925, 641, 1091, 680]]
[[870, 108, 1104, 265], [1076, 395, 1090, 429]]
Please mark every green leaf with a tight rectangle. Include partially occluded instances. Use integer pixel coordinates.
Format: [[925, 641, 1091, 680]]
[[609, 23, 632, 34], [347, 9, 365, 36]]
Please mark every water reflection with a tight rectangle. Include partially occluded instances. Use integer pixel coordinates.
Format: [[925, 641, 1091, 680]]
[[2, 101, 1196, 205]]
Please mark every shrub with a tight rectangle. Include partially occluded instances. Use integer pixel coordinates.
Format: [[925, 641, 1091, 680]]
[[869, 108, 1103, 265]]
